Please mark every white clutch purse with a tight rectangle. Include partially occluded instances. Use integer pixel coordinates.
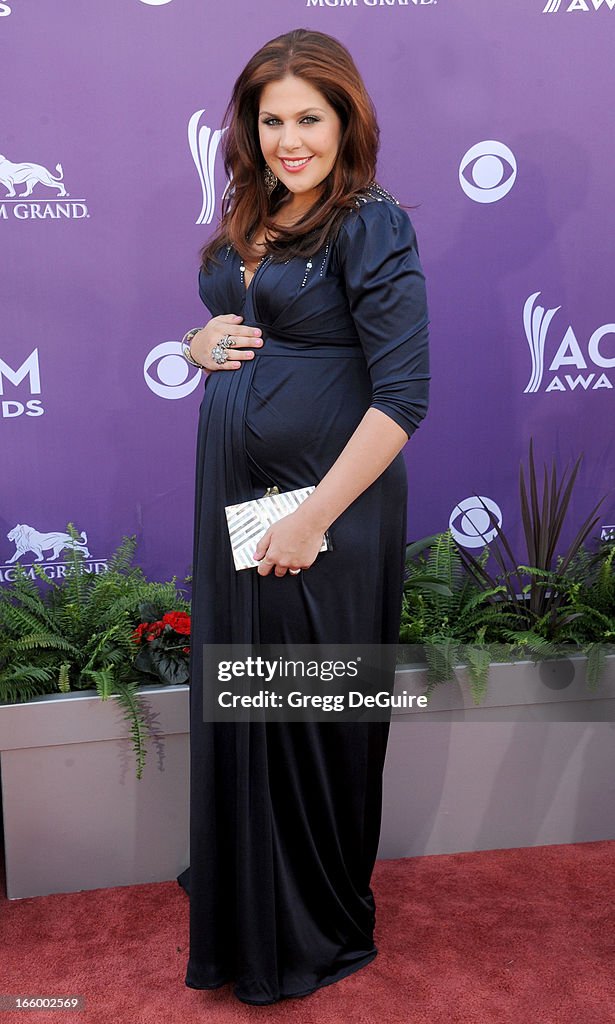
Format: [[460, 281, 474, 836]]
[[224, 485, 332, 571]]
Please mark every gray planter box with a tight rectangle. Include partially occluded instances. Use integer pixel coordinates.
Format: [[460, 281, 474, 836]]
[[1, 654, 614, 899], [379, 653, 615, 858], [0, 685, 189, 900]]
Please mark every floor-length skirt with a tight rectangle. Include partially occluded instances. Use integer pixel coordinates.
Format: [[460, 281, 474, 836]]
[[177, 338, 407, 1005]]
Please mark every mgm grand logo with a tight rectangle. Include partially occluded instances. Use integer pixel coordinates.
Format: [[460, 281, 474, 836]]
[[0, 153, 89, 220], [1, 524, 108, 583]]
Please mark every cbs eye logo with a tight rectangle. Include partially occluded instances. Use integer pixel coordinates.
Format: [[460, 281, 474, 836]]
[[138, 0, 174, 5], [144, 342, 202, 400], [459, 141, 517, 203], [449, 495, 503, 548]]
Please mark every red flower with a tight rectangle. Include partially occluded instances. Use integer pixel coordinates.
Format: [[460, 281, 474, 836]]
[[145, 622, 164, 641], [133, 613, 191, 650], [131, 622, 150, 643], [162, 611, 191, 636]]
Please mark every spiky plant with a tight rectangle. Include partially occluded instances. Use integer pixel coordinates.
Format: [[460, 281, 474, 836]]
[[452, 438, 613, 690]]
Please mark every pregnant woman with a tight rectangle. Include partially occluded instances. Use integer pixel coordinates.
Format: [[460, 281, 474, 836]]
[[176, 27, 431, 1006]]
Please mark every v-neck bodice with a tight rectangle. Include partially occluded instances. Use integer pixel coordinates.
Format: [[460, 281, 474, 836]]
[[196, 193, 430, 439]]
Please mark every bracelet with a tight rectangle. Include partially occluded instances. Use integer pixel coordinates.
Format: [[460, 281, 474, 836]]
[[181, 327, 206, 370]]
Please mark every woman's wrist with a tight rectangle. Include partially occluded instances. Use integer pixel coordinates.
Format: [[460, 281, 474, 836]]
[[293, 497, 334, 535], [181, 328, 206, 370]]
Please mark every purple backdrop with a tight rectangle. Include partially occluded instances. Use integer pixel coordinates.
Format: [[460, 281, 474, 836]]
[[2, 0, 614, 589]]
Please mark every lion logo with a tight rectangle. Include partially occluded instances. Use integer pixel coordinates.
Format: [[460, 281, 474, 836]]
[[0, 154, 68, 198], [6, 525, 90, 563]]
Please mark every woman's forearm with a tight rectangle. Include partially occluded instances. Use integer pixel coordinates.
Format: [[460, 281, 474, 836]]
[[297, 407, 409, 534]]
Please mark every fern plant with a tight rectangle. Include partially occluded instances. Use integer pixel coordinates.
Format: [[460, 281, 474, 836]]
[[0, 524, 191, 779], [400, 526, 615, 704], [400, 531, 515, 702]]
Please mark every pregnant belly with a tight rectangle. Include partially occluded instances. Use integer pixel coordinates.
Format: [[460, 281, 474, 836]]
[[244, 356, 372, 486]]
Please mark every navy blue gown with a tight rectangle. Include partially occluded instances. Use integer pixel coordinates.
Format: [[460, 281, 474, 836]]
[[177, 185, 430, 1005]]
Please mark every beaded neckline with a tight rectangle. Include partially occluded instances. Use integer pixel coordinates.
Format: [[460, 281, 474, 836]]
[[222, 181, 397, 292], [226, 244, 331, 293], [239, 253, 269, 291], [355, 180, 401, 207]]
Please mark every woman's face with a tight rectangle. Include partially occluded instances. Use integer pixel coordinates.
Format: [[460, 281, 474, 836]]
[[258, 74, 342, 210]]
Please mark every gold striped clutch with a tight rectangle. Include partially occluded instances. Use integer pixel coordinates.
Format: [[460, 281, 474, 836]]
[[224, 485, 332, 571]]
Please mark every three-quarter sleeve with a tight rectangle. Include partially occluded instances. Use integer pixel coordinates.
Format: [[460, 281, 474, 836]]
[[336, 200, 431, 439]]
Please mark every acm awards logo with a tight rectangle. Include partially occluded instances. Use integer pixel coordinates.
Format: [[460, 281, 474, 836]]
[[1, 524, 108, 584], [0, 153, 89, 221], [188, 109, 228, 226], [0, 350, 43, 420], [543, 0, 615, 10], [523, 293, 614, 394]]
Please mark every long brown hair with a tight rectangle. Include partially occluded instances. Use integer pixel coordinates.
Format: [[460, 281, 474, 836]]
[[199, 28, 381, 271]]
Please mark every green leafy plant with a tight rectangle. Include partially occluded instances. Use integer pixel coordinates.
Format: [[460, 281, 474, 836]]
[[0, 525, 191, 779], [400, 531, 514, 702], [576, 535, 615, 621], [400, 440, 615, 702], [455, 439, 611, 683]]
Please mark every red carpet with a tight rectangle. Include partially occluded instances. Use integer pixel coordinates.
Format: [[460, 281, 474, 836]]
[[0, 839, 613, 1023]]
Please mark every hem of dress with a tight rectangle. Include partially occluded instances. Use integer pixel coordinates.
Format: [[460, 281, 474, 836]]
[[185, 976, 231, 992], [184, 947, 379, 1006]]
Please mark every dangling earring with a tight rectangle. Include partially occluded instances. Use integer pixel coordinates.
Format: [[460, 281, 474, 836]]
[[263, 165, 278, 196]]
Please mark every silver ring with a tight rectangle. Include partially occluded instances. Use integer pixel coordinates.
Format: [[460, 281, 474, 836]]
[[219, 334, 235, 348], [289, 569, 301, 575], [211, 343, 229, 365]]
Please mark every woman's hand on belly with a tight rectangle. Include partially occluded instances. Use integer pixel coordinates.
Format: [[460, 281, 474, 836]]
[[253, 509, 326, 577], [189, 314, 263, 371]]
